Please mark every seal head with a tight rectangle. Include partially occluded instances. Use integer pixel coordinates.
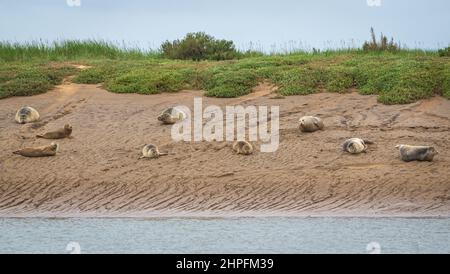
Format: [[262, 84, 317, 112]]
[[299, 116, 324, 132], [15, 106, 40, 124], [232, 140, 254, 155]]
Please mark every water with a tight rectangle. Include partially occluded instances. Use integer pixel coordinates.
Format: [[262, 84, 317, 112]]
[[0, 217, 448, 254]]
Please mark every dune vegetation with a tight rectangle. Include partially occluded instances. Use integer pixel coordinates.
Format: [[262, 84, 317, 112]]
[[0, 31, 449, 104]]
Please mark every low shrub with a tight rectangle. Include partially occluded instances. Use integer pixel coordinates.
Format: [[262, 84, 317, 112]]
[[161, 32, 238, 61], [204, 69, 259, 97], [438, 47, 450, 57]]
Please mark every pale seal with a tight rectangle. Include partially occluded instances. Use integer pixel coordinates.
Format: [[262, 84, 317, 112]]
[[342, 138, 374, 154], [36, 124, 72, 139], [15, 106, 40, 124], [139, 144, 168, 159], [13, 142, 59, 157], [299, 116, 324, 132], [232, 140, 254, 155], [396, 145, 438, 162], [157, 107, 187, 124]]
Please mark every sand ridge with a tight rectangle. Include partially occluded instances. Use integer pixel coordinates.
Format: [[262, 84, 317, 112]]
[[0, 82, 449, 217]]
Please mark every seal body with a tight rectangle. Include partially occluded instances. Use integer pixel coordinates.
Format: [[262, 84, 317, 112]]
[[140, 144, 168, 159], [157, 107, 187, 124], [299, 116, 324, 132], [342, 138, 370, 154], [232, 140, 254, 155], [13, 142, 59, 157], [37, 124, 72, 139], [396, 145, 438, 162], [15, 106, 40, 124]]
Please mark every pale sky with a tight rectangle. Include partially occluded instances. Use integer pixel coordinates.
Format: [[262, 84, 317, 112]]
[[0, 0, 449, 51]]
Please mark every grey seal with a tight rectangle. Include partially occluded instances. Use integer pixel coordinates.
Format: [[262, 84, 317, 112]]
[[37, 124, 72, 139], [232, 140, 254, 155], [15, 106, 40, 124], [299, 116, 324, 132], [139, 144, 169, 159], [396, 145, 438, 162], [13, 142, 59, 157]]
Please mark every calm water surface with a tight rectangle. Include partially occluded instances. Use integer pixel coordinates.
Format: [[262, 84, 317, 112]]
[[0, 217, 448, 254]]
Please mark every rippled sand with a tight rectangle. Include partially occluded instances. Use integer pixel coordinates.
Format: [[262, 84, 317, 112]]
[[0, 82, 449, 217]]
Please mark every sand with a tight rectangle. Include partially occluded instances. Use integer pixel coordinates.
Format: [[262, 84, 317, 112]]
[[0, 81, 449, 218]]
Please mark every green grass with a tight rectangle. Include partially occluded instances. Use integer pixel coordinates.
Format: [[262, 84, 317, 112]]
[[0, 40, 449, 105], [204, 68, 259, 97], [0, 40, 158, 61], [442, 62, 450, 99], [0, 62, 77, 99], [106, 68, 195, 94], [270, 67, 323, 95]]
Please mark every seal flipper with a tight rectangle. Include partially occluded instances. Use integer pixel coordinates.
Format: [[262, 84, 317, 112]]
[[313, 120, 321, 129], [363, 139, 374, 145]]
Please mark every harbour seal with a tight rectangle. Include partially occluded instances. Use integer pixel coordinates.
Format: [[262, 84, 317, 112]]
[[13, 142, 59, 157], [157, 107, 187, 124], [232, 140, 254, 155], [396, 145, 438, 162], [342, 138, 374, 154], [36, 124, 72, 139], [139, 144, 168, 159], [15, 106, 40, 124], [299, 116, 324, 132]]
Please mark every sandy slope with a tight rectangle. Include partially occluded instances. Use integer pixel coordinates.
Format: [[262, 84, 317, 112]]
[[0, 82, 449, 217]]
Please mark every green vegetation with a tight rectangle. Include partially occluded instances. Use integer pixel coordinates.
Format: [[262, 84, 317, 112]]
[[73, 53, 449, 104], [438, 47, 450, 57], [0, 62, 77, 99], [106, 68, 195, 94], [161, 32, 238, 61], [1, 32, 449, 105], [362, 28, 400, 52], [0, 40, 157, 61], [204, 69, 259, 97], [443, 62, 450, 99]]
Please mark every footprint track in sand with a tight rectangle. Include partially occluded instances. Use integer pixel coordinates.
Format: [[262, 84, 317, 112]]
[[31, 98, 88, 130]]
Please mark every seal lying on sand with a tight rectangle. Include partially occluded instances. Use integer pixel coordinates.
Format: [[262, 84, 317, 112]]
[[157, 107, 187, 124], [342, 138, 374, 154], [36, 124, 72, 139], [232, 140, 254, 155], [299, 116, 324, 132], [396, 145, 438, 162], [15, 106, 40, 124], [139, 144, 168, 159], [13, 142, 59, 157]]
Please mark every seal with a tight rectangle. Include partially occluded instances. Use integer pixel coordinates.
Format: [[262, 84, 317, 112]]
[[232, 140, 254, 155], [299, 116, 324, 132], [36, 124, 73, 139], [342, 138, 374, 154], [15, 106, 40, 124], [139, 144, 169, 159], [396, 145, 438, 162], [13, 142, 59, 157], [157, 107, 187, 124]]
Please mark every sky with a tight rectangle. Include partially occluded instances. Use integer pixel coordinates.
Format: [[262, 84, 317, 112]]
[[0, 0, 449, 52]]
